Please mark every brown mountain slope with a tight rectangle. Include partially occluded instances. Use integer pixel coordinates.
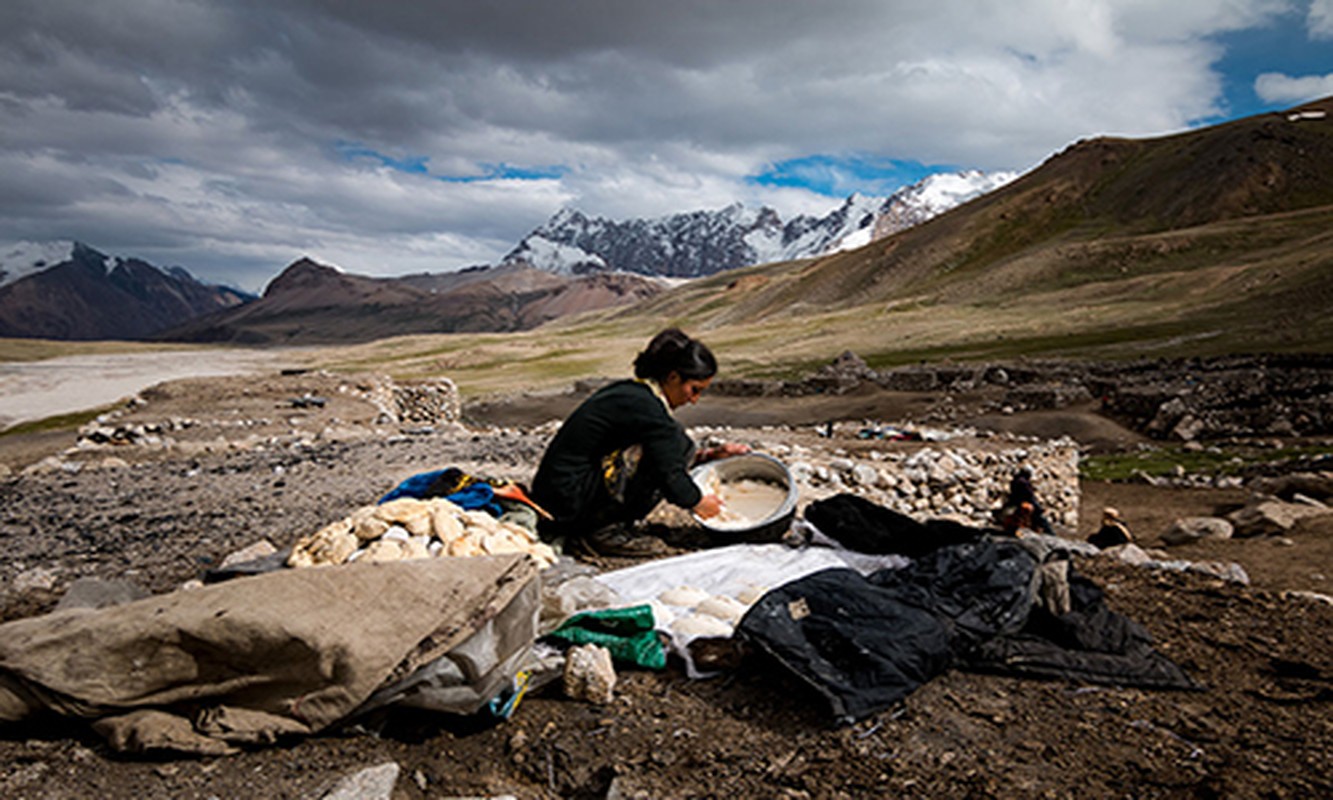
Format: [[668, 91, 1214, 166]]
[[159, 258, 664, 345], [0, 244, 250, 341], [603, 96, 1333, 364]]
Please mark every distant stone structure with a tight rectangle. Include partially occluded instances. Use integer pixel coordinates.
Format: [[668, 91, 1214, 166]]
[[392, 378, 462, 426], [714, 353, 1333, 441], [694, 427, 1082, 530], [363, 375, 461, 426]]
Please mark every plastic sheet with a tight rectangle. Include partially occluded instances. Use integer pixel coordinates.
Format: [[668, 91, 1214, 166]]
[[595, 543, 910, 677]]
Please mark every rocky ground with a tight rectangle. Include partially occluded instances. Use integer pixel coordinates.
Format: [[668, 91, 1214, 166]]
[[0, 366, 1331, 799]]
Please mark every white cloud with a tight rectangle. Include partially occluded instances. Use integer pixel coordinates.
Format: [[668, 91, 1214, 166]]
[[1310, 0, 1333, 39], [1254, 71, 1333, 103]]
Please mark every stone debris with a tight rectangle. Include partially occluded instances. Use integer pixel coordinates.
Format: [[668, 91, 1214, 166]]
[[748, 435, 1081, 529], [715, 353, 1333, 441], [1281, 590, 1333, 606], [1249, 472, 1333, 502], [55, 373, 467, 465], [319, 761, 400, 800], [10, 566, 61, 593], [563, 643, 616, 704], [6, 358, 1324, 633], [219, 540, 278, 568], [21, 456, 80, 476], [287, 497, 557, 569], [1108, 544, 1250, 585], [359, 375, 461, 425]]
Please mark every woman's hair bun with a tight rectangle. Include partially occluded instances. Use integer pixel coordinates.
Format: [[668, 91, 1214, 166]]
[[633, 328, 717, 382]]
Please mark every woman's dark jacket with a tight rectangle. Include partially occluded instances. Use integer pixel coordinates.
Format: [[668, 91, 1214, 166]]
[[530, 380, 701, 530]]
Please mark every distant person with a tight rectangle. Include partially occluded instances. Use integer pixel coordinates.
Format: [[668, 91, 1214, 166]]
[[1088, 507, 1134, 549], [530, 328, 748, 557], [997, 466, 1054, 535]]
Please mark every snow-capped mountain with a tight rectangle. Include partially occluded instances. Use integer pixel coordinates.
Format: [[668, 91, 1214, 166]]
[[0, 241, 253, 340], [0, 240, 114, 289], [504, 170, 1018, 277], [869, 170, 1020, 243]]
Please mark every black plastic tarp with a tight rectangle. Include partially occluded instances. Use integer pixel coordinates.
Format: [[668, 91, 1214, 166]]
[[737, 536, 1198, 724], [802, 493, 986, 557]]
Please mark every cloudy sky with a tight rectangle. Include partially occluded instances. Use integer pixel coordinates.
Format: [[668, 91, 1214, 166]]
[[2, 0, 1331, 292]]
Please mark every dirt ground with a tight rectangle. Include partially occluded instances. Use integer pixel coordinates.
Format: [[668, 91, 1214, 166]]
[[1, 370, 1330, 799]]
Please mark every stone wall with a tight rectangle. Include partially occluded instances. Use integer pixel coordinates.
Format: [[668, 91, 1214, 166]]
[[362, 375, 461, 426], [714, 353, 1333, 441], [697, 426, 1081, 530]]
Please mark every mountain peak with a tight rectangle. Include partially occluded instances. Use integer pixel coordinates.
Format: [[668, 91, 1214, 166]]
[[263, 257, 347, 298], [0, 240, 78, 288], [502, 170, 1017, 278], [0, 241, 251, 341]]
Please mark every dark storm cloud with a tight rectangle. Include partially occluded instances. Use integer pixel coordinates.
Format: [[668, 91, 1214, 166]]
[[0, 0, 1317, 290]]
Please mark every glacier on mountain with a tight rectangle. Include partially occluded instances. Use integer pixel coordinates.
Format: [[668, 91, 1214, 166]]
[[503, 170, 1018, 278]]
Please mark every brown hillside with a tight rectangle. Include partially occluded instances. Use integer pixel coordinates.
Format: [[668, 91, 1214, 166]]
[[159, 259, 665, 345], [609, 96, 1333, 362]]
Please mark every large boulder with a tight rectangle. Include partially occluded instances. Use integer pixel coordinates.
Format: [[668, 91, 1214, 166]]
[[1248, 472, 1333, 503], [1161, 517, 1234, 546], [1227, 500, 1332, 537]]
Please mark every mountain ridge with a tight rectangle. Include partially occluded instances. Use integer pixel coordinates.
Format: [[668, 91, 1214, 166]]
[[592, 95, 1333, 363], [502, 170, 1017, 277], [7, 96, 1329, 354], [0, 242, 253, 341], [155, 258, 665, 344], [1, 170, 1012, 343]]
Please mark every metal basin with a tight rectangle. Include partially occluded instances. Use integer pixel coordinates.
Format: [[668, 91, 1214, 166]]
[[690, 453, 798, 543]]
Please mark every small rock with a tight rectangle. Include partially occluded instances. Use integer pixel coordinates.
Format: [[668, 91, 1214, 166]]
[[1292, 493, 1328, 509], [563, 643, 616, 704], [1281, 590, 1333, 606], [54, 577, 149, 611], [850, 464, 878, 486], [219, 540, 278, 568], [11, 566, 60, 593], [320, 762, 400, 800], [1111, 544, 1152, 566], [1187, 561, 1249, 585], [21, 456, 67, 476], [1161, 517, 1234, 546]]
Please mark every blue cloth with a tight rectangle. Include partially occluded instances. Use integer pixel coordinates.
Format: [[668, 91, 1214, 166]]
[[444, 483, 503, 517], [378, 469, 450, 504], [377, 469, 504, 517]]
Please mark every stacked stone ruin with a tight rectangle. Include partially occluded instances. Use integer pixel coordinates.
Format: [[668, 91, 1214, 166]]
[[361, 375, 461, 426], [713, 352, 1333, 441], [695, 426, 1081, 530]]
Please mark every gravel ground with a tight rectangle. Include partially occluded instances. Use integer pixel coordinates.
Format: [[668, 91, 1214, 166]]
[[0, 369, 1330, 799]]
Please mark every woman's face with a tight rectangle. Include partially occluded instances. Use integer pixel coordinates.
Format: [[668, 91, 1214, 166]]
[[661, 372, 712, 409]]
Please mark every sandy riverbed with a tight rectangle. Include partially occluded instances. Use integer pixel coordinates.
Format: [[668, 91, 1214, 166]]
[[0, 349, 301, 429]]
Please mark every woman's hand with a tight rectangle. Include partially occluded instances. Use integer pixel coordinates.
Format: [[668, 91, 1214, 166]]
[[696, 442, 752, 464], [693, 494, 724, 519]]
